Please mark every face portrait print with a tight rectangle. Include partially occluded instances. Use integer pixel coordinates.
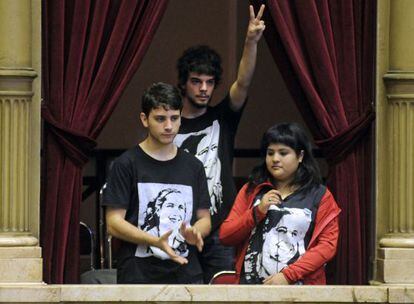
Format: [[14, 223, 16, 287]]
[[244, 206, 312, 283], [174, 121, 223, 215], [135, 183, 193, 260], [158, 191, 188, 255], [159, 191, 186, 227], [260, 207, 312, 278]]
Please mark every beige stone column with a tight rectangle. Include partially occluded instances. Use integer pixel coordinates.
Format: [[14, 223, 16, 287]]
[[375, 0, 414, 284], [0, 0, 42, 283]]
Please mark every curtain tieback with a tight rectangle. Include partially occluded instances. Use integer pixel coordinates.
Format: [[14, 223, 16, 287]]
[[315, 108, 375, 165], [42, 105, 97, 167]]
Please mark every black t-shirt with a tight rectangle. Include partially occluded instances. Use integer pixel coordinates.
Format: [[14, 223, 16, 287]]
[[174, 95, 244, 231], [102, 145, 210, 283]]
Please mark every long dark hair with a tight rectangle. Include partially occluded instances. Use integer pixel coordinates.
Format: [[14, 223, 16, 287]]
[[247, 123, 322, 194]]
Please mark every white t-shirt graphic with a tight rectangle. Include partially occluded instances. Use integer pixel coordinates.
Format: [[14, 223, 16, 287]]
[[244, 205, 312, 282], [174, 120, 222, 215], [260, 207, 312, 277], [135, 183, 193, 260]]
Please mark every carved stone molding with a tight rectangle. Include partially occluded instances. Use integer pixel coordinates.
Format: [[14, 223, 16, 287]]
[[0, 68, 37, 93], [0, 68, 37, 76], [384, 72, 414, 101]]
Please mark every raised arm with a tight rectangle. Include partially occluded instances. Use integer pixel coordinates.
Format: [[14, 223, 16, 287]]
[[106, 207, 188, 265], [229, 4, 265, 111]]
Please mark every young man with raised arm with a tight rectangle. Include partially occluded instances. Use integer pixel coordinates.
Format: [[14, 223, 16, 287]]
[[173, 5, 265, 283]]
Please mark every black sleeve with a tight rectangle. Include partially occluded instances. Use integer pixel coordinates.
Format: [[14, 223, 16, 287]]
[[216, 94, 247, 135], [102, 159, 133, 209]]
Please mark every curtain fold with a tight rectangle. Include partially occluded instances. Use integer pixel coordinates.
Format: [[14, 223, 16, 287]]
[[41, 0, 169, 283], [252, 0, 376, 284]]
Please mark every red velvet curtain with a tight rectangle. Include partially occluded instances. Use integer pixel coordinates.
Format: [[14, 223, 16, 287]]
[[41, 0, 169, 284], [251, 0, 376, 284]]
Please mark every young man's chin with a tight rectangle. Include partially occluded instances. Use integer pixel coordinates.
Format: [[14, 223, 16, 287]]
[[188, 97, 209, 109], [160, 135, 176, 144]]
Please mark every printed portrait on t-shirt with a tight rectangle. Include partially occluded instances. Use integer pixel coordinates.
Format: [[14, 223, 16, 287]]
[[244, 206, 312, 283], [135, 183, 193, 260], [174, 120, 222, 216]]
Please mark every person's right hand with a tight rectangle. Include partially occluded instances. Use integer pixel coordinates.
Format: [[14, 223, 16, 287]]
[[246, 4, 266, 43], [154, 230, 188, 265], [257, 189, 282, 214]]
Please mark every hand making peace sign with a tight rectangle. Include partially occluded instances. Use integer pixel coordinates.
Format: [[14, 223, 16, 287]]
[[246, 4, 266, 43]]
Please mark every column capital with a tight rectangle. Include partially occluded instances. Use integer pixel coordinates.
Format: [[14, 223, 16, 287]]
[[383, 72, 414, 102], [0, 67, 37, 93]]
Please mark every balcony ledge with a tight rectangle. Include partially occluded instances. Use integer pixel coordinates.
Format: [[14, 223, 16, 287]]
[[0, 284, 414, 303]]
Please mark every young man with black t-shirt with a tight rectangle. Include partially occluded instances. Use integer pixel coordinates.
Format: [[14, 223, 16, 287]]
[[173, 5, 266, 283], [103, 82, 211, 284]]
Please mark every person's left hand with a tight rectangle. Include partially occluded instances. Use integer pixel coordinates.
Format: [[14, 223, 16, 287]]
[[180, 222, 204, 252], [263, 272, 290, 285], [246, 4, 266, 43]]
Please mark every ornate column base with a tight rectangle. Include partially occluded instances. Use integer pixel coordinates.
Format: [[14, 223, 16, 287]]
[[0, 234, 42, 283], [376, 234, 414, 284]]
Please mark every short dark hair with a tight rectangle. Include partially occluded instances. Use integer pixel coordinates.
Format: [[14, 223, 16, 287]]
[[176, 45, 222, 92], [141, 82, 182, 116], [248, 123, 322, 193]]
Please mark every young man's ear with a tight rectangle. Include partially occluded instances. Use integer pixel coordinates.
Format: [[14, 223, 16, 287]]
[[140, 112, 149, 128]]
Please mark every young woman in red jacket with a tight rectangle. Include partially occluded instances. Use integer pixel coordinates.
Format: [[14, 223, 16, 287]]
[[219, 123, 341, 285]]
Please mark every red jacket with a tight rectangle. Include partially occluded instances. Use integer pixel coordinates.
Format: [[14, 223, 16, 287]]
[[219, 182, 341, 285]]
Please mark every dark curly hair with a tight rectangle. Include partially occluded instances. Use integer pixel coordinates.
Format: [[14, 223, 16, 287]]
[[247, 123, 322, 194], [176, 45, 222, 94]]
